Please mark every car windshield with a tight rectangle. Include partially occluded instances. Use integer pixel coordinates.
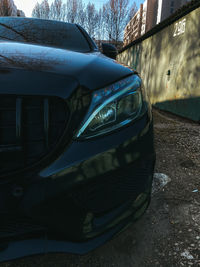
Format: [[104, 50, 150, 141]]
[[0, 17, 91, 52]]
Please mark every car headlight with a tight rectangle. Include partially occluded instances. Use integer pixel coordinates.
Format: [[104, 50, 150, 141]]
[[76, 75, 143, 139]]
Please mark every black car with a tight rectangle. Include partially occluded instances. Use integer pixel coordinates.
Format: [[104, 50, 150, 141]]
[[0, 17, 155, 262]]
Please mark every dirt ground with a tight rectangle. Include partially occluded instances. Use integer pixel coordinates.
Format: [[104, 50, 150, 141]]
[[1, 109, 200, 267]]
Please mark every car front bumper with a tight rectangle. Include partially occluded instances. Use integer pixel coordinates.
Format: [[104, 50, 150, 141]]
[[0, 112, 155, 262]]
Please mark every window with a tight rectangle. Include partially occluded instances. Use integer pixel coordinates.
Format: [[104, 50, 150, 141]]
[[0, 17, 91, 52]]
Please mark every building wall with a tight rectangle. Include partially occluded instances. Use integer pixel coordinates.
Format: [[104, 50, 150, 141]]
[[157, 0, 190, 23], [125, 0, 191, 46], [118, 6, 200, 122], [17, 9, 25, 17], [141, 0, 147, 35], [0, 0, 25, 16], [124, 6, 143, 46], [8, 0, 17, 15], [0, 0, 17, 16], [146, 0, 158, 32], [158, 0, 182, 23], [124, 0, 158, 45], [156, 0, 162, 24]]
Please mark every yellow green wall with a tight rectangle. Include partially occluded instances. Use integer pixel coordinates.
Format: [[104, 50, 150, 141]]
[[117, 7, 200, 121]]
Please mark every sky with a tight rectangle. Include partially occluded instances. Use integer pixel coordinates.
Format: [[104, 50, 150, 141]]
[[14, 0, 144, 17]]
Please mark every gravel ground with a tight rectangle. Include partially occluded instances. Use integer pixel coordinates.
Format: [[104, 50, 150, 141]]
[[1, 109, 200, 267]]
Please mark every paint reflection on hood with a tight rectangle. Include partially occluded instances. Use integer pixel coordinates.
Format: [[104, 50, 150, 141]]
[[0, 41, 132, 90]]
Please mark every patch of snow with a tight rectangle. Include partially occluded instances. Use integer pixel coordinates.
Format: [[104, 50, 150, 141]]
[[192, 189, 198, 193], [181, 250, 194, 260], [152, 173, 171, 195]]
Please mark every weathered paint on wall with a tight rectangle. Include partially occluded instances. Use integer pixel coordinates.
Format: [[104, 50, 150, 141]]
[[118, 6, 200, 122]]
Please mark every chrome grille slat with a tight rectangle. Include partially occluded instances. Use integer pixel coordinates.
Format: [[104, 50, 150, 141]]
[[0, 145, 22, 153], [43, 98, 49, 149], [0, 95, 69, 176], [16, 98, 22, 143]]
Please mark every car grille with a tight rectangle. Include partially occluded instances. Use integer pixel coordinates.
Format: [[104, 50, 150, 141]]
[[71, 159, 154, 215], [0, 214, 46, 241], [0, 95, 69, 176]]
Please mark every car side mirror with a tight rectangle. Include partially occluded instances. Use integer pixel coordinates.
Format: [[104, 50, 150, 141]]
[[101, 43, 117, 60]]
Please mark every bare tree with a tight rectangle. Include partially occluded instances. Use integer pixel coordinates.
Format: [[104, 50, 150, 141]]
[[103, 0, 137, 43], [75, 0, 85, 27], [32, 0, 137, 43], [0, 0, 17, 16], [96, 8, 105, 41], [127, 2, 137, 24], [85, 2, 98, 38], [32, 0, 84, 23], [102, 3, 113, 41], [50, 0, 66, 21], [41, 0, 50, 19], [32, 0, 50, 19], [66, 0, 76, 23], [32, 2, 43, 18]]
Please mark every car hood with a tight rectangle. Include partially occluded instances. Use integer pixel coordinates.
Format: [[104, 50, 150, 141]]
[[0, 42, 133, 98]]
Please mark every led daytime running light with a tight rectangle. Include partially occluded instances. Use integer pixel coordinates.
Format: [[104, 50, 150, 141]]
[[76, 75, 142, 138]]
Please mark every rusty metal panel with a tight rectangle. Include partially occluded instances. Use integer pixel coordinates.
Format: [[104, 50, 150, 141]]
[[117, 6, 200, 122]]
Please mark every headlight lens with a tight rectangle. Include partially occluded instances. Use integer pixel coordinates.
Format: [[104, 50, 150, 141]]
[[76, 75, 143, 139]]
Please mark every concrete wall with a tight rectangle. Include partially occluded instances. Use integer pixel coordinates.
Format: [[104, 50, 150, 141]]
[[117, 6, 200, 122]]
